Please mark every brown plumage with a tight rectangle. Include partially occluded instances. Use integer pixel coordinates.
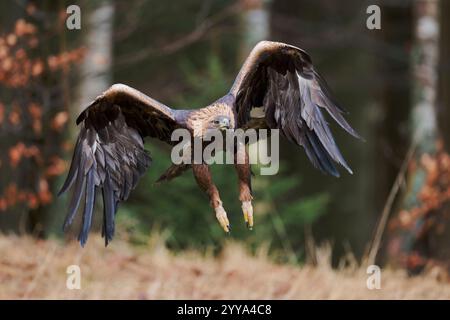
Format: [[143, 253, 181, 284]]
[[59, 41, 361, 246]]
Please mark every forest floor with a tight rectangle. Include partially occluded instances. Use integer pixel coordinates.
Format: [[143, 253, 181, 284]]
[[1, 234, 450, 299]]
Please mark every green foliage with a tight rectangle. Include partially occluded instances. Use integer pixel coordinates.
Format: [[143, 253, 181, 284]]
[[120, 54, 330, 261], [176, 54, 232, 107]]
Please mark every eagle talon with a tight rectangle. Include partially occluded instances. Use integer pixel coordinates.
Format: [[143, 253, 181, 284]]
[[242, 201, 253, 230], [215, 206, 230, 233]]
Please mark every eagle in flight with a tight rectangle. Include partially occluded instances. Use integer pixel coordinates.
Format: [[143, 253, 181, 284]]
[[59, 41, 361, 246]]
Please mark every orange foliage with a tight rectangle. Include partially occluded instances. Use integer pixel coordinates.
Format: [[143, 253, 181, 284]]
[[28, 103, 42, 134], [51, 111, 69, 132], [8, 142, 41, 168], [389, 141, 450, 271], [0, 13, 84, 213], [0, 20, 36, 87], [8, 103, 21, 126], [391, 143, 450, 231], [14, 19, 36, 37], [62, 140, 73, 152], [47, 47, 85, 71], [0, 19, 85, 88], [38, 178, 52, 205], [27, 193, 39, 210], [31, 59, 44, 77], [45, 156, 67, 177]]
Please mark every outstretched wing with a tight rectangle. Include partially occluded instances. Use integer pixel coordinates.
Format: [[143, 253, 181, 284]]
[[230, 41, 361, 176], [59, 84, 182, 246]]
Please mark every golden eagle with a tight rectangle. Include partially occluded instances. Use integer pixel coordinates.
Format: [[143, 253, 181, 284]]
[[59, 41, 361, 246]]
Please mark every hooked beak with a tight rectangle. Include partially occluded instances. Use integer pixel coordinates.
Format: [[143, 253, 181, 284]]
[[219, 118, 231, 130]]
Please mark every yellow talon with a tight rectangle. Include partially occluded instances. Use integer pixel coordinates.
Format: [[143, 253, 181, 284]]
[[247, 214, 253, 230], [215, 206, 230, 233], [242, 201, 253, 230]]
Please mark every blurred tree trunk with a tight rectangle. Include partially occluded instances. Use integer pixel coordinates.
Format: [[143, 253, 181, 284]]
[[76, 1, 114, 112], [387, 0, 443, 273], [410, 0, 439, 155], [412, 0, 450, 274], [239, 0, 269, 54], [437, 0, 450, 150]]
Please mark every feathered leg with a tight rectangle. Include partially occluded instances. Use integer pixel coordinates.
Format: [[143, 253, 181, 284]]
[[192, 163, 230, 233], [234, 147, 253, 229]]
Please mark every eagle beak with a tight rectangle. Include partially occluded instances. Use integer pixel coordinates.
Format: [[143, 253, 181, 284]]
[[219, 118, 231, 130]]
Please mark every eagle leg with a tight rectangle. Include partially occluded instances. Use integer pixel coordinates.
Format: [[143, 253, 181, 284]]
[[192, 163, 230, 233], [235, 147, 254, 230]]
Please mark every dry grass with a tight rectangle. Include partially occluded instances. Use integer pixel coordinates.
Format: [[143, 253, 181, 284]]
[[1, 234, 450, 299]]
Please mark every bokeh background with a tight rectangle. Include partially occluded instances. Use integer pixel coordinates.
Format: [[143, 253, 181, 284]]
[[1, 0, 450, 298]]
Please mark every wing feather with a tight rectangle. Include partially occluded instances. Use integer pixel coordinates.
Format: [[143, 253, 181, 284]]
[[59, 84, 181, 246], [231, 41, 361, 176], [102, 170, 115, 244], [78, 169, 96, 247]]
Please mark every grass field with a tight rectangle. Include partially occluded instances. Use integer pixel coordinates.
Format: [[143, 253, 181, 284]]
[[1, 234, 450, 299]]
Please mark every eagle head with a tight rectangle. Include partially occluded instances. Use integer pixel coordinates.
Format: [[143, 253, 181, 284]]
[[207, 115, 231, 131]]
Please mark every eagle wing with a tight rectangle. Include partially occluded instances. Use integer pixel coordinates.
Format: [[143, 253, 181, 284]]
[[59, 84, 182, 246], [230, 41, 361, 176]]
